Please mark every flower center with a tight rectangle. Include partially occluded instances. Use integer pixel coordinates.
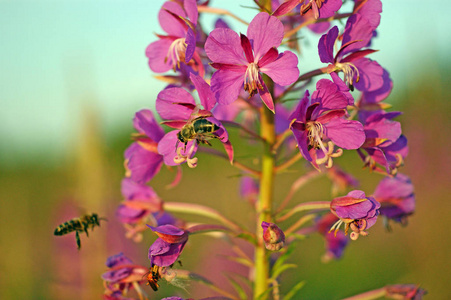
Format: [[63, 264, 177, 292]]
[[306, 121, 326, 152], [165, 38, 187, 69], [173, 142, 198, 168], [244, 62, 263, 97], [335, 62, 360, 91]]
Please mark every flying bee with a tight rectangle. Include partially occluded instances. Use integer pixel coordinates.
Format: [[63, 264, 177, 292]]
[[176, 117, 220, 149], [54, 213, 106, 250], [145, 264, 161, 291]]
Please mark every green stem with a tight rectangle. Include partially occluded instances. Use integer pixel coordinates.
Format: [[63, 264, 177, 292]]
[[276, 201, 331, 223], [254, 105, 276, 299], [341, 287, 386, 300]]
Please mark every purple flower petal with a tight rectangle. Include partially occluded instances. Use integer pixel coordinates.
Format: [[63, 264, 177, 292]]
[[156, 87, 196, 120], [126, 144, 163, 184], [185, 27, 196, 63], [291, 123, 312, 161], [150, 241, 185, 267], [247, 12, 284, 61], [318, 26, 338, 64], [354, 0, 382, 29], [210, 69, 244, 105], [360, 68, 392, 103], [353, 58, 384, 92], [312, 79, 348, 113], [121, 178, 158, 201], [134, 110, 164, 142], [317, 0, 342, 19], [258, 80, 275, 113], [325, 118, 365, 149], [259, 51, 299, 86], [190, 73, 216, 111], [373, 174, 414, 201], [205, 28, 247, 65], [340, 14, 374, 58], [157, 131, 198, 166]]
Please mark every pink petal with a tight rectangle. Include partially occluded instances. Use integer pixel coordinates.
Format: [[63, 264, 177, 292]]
[[258, 81, 275, 113], [325, 118, 365, 149], [190, 73, 216, 111], [318, 26, 338, 64], [146, 38, 174, 73], [205, 28, 248, 65], [273, 0, 299, 17], [134, 110, 165, 142], [247, 12, 284, 61], [183, 0, 198, 24], [259, 51, 299, 86], [353, 58, 384, 92], [158, 1, 187, 37], [210, 69, 244, 105], [156, 87, 196, 120]]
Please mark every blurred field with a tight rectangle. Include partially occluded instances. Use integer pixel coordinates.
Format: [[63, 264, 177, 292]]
[[1, 60, 451, 300]]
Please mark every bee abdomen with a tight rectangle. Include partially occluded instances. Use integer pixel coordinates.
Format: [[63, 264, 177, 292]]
[[193, 118, 219, 133]]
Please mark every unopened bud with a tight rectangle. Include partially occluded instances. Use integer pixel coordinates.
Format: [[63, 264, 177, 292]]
[[261, 222, 285, 251]]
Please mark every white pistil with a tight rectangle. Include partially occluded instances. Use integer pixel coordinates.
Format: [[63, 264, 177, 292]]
[[244, 62, 263, 97], [173, 142, 198, 168], [165, 38, 187, 69]]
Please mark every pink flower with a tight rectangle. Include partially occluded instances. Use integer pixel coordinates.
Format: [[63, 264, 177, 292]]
[[205, 12, 299, 112]]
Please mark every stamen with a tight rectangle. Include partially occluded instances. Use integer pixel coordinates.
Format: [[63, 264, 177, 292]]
[[244, 63, 263, 97], [336, 62, 360, 89], [165, 38, 187, 70]]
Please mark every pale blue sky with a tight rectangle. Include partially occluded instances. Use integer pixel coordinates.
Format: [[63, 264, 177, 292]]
[[1, 0, 450, 162]]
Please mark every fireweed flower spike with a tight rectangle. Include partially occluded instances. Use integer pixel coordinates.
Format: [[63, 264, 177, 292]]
[[261, 221, 285, 251], [318, 13, 387, 93], [148, 224, 188, 267], [373, 173, 415, 225], [124, 109, 164, 184], [157, 73, 233, 168], [289, 79, 365, 169], [205, 12, 299, 112], [330, 190, 381, 240], [146, 0, 204, 76]]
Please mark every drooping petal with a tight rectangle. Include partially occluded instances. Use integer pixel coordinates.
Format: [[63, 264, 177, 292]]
[[289, 90, 310, 122], [317, 0, 342, 19], [190, 73, 216, 111], [330, 72, 354, 105], [325, 118, 365, 149], [360, 68, 392, 103], [156, 87, 196, 120], [373, 174, 414, 200], [158, 1, 187, 37], [210, 69, 245, 105], [258, 80, 275, 113], [205, 28, 248, 65], [150, 241, 185, 267], [146, 38, 174, 73], [318, 26, 338, 63], [311, 79, 348, 114], [259, 51, 299, 86], [247, 12, 284, 61]]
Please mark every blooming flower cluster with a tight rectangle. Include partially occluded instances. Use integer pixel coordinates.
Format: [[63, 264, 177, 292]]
[[99, 0, 422, 299]]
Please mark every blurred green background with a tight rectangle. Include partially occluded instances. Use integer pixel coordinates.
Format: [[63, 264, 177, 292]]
[[1, 0, 450, 299]]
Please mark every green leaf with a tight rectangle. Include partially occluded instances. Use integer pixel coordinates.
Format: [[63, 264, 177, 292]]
[[255, 286, 274, 300], [283, 281, 306, 300], [219, 255, 254, 268], [271, 242, 297, 277], [236, 232, 258, 245], [270, 264, 297, 281], [226, 275, 247, 299]]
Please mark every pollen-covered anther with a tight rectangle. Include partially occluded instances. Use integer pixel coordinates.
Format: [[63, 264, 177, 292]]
[[174, 143, 198, 168], [165, 38, 187, 69], [244, 62, 262, 97], [316, 141, 343, 168]]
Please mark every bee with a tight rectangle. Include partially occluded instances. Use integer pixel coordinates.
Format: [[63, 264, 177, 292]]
[[53, 213, 106, 250], [146, 264, 161, 291], [177, 116, 220, 148]]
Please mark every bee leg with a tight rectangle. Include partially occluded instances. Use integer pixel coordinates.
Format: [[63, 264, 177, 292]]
[[76, 231, 81, 250], [85, 227, 89, 237]]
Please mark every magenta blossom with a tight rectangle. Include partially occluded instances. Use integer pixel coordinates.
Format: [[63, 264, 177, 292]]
[[373, 174, 415, 225], [157, 73, 233, 168], [357, 111, 408, 175], [289, 79, 365, 169], [319, 14, 387, 93], [146, 0, 204, 76], [102, 253, 147, 299], [273, 0, 342, 20], [124, 109, 164, 184], [148, 224, 188, 267], [330, 190, 380, 240], [205, 12, 299, 112]]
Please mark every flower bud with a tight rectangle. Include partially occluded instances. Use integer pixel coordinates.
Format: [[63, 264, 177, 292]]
[[261, 221, 285, 251]]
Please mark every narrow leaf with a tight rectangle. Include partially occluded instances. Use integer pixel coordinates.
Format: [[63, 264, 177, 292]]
[[283, 281, 306, 300]]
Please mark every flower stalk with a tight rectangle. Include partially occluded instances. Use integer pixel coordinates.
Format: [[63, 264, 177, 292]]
[[254, 104, 276, 299]]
